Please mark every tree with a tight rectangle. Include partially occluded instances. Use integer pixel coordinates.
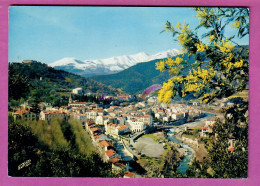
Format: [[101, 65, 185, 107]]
[[156, 8, 248, 104], [156, 8, 249, 178]]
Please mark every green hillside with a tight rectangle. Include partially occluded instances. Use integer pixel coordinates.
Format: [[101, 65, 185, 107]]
[[91, 54, 195, 94], [8, 62, 120, 106]]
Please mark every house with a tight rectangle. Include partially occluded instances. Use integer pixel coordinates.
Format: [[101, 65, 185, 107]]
[[95, 134, 111, 142], [137, 115, 153, 125], [127, 119, 145, 132], [73, 113, 87, 122], [228, 135, 236, 152], [172, 112, 185, 120], [68, 102, 88, 108], [39, 110, 67, 121], [86, 110, 97, 121], [105, 150, 120, 160], [123, 171, 135, 178], [13, 109, 37, 121], [115, 117, 126, 125], [72, 87, 83, 95], [201, 126, 209, 137], [99, 140, 114, 151], [116, 125, 130, 135], [205, 119, 216, 127], [163, 116, 170, 122]]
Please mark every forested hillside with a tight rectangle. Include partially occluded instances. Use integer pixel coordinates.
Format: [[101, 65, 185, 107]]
[[8, 62, 121, 106], [91, 54, 195, 94], [8, 117, 114, 177]]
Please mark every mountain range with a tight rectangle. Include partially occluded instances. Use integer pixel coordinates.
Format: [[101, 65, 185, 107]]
[[49, 49, 180, 77], [91, 53, 195, 94]]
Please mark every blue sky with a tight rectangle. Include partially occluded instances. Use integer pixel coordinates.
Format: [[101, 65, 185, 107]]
[[9, 6, 249, 64]]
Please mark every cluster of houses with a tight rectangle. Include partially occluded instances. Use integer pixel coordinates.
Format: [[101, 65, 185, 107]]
[[153, 103, 204, 123], [200, 118, 236, 152]]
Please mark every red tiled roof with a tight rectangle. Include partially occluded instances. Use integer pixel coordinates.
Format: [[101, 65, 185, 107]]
[[70, 102, 88, 104], [175, 112, 184, 115], [109, 158, 121, 163], [105, 150, 116, 157], [124, 171, 135, 178], [90, 127, 99, 132], [117, 125, 128, 130], [15, 109, 28, 115], [228, 147, 234, 152], [99, 140, 113, 148]]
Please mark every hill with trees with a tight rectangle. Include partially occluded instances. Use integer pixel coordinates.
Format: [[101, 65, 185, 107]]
[[8, 117, 114, 177], [91, 54, 195, 95], [8, 61, 121, 106]]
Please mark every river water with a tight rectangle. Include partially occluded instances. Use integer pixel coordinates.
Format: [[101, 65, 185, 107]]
[[167, 131, 194, 174], [166, 112, 214, 174]]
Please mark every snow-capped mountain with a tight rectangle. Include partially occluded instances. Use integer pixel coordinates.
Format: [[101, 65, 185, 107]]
[[49, 49, 180, 77]]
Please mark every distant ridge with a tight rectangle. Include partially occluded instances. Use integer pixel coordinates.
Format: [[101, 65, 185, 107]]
[[49, 49, 180, 77]]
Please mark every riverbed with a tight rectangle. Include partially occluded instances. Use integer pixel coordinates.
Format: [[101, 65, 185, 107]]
[[167, 130, 194, 174]]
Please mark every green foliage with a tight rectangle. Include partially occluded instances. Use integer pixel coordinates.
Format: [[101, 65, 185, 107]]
[[157, 8, 248, 103], [9, 118, 113, 177], [8, 62, 121, 106], [158, 7, 248, 178], [92, 54, 195, 94], [50, 118, 69, 150], [69, 119, 94, 154]]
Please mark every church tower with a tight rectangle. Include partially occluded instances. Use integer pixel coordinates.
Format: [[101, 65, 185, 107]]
[[69, 94, 72, 104]]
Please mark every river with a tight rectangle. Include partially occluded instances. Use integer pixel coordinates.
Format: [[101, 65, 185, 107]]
[[167, 130, 194, 174], [166, 112, 214, 174]]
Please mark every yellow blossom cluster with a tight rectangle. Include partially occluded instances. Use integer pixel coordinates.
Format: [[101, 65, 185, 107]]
[[221, 53, 233, 71], [165, 58, 175, 67], [175, 23, 191, 46], [156, 60, 166, 72], [232, 20, 241, 28], [202, 93, 210, 103], [192, 67, 216, 84], [234, 60, 244, 68], [218, 40, 234, 53], [196, 42, 208, 52], [183, 67, 216, 95], [208, 35, 215, 42], [176, 22, 181, 29], [196, 11, 207, 19], [158, 80, 174, 104], [156, 57, 184, 75], [168, 67, 179, 75]]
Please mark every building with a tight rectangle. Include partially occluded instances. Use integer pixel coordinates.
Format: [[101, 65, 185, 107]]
[[13, 109, 37, 121], [73, 113, 87, 123], [22, 60, 39, 64], [39, 110, 67, 121], [127, 119, 145, 132], [72, 87, 83, 95], [68, 102, 88, 108], [171, 112, 185, 120], [86, 110, 97, 121]]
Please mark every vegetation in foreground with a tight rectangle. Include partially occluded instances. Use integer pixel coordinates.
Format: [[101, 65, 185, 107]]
[[8, 117, 114, 177], [156, 7, 248, 178]]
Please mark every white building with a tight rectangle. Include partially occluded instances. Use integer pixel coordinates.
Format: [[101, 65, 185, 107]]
[[72, 87, 83, 95], [73, 113, 87, 122], [127, 119, 145, 132], [86, 110, 97, 121], [171, 112, 185, 120], [39, 111, 67, 121]]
